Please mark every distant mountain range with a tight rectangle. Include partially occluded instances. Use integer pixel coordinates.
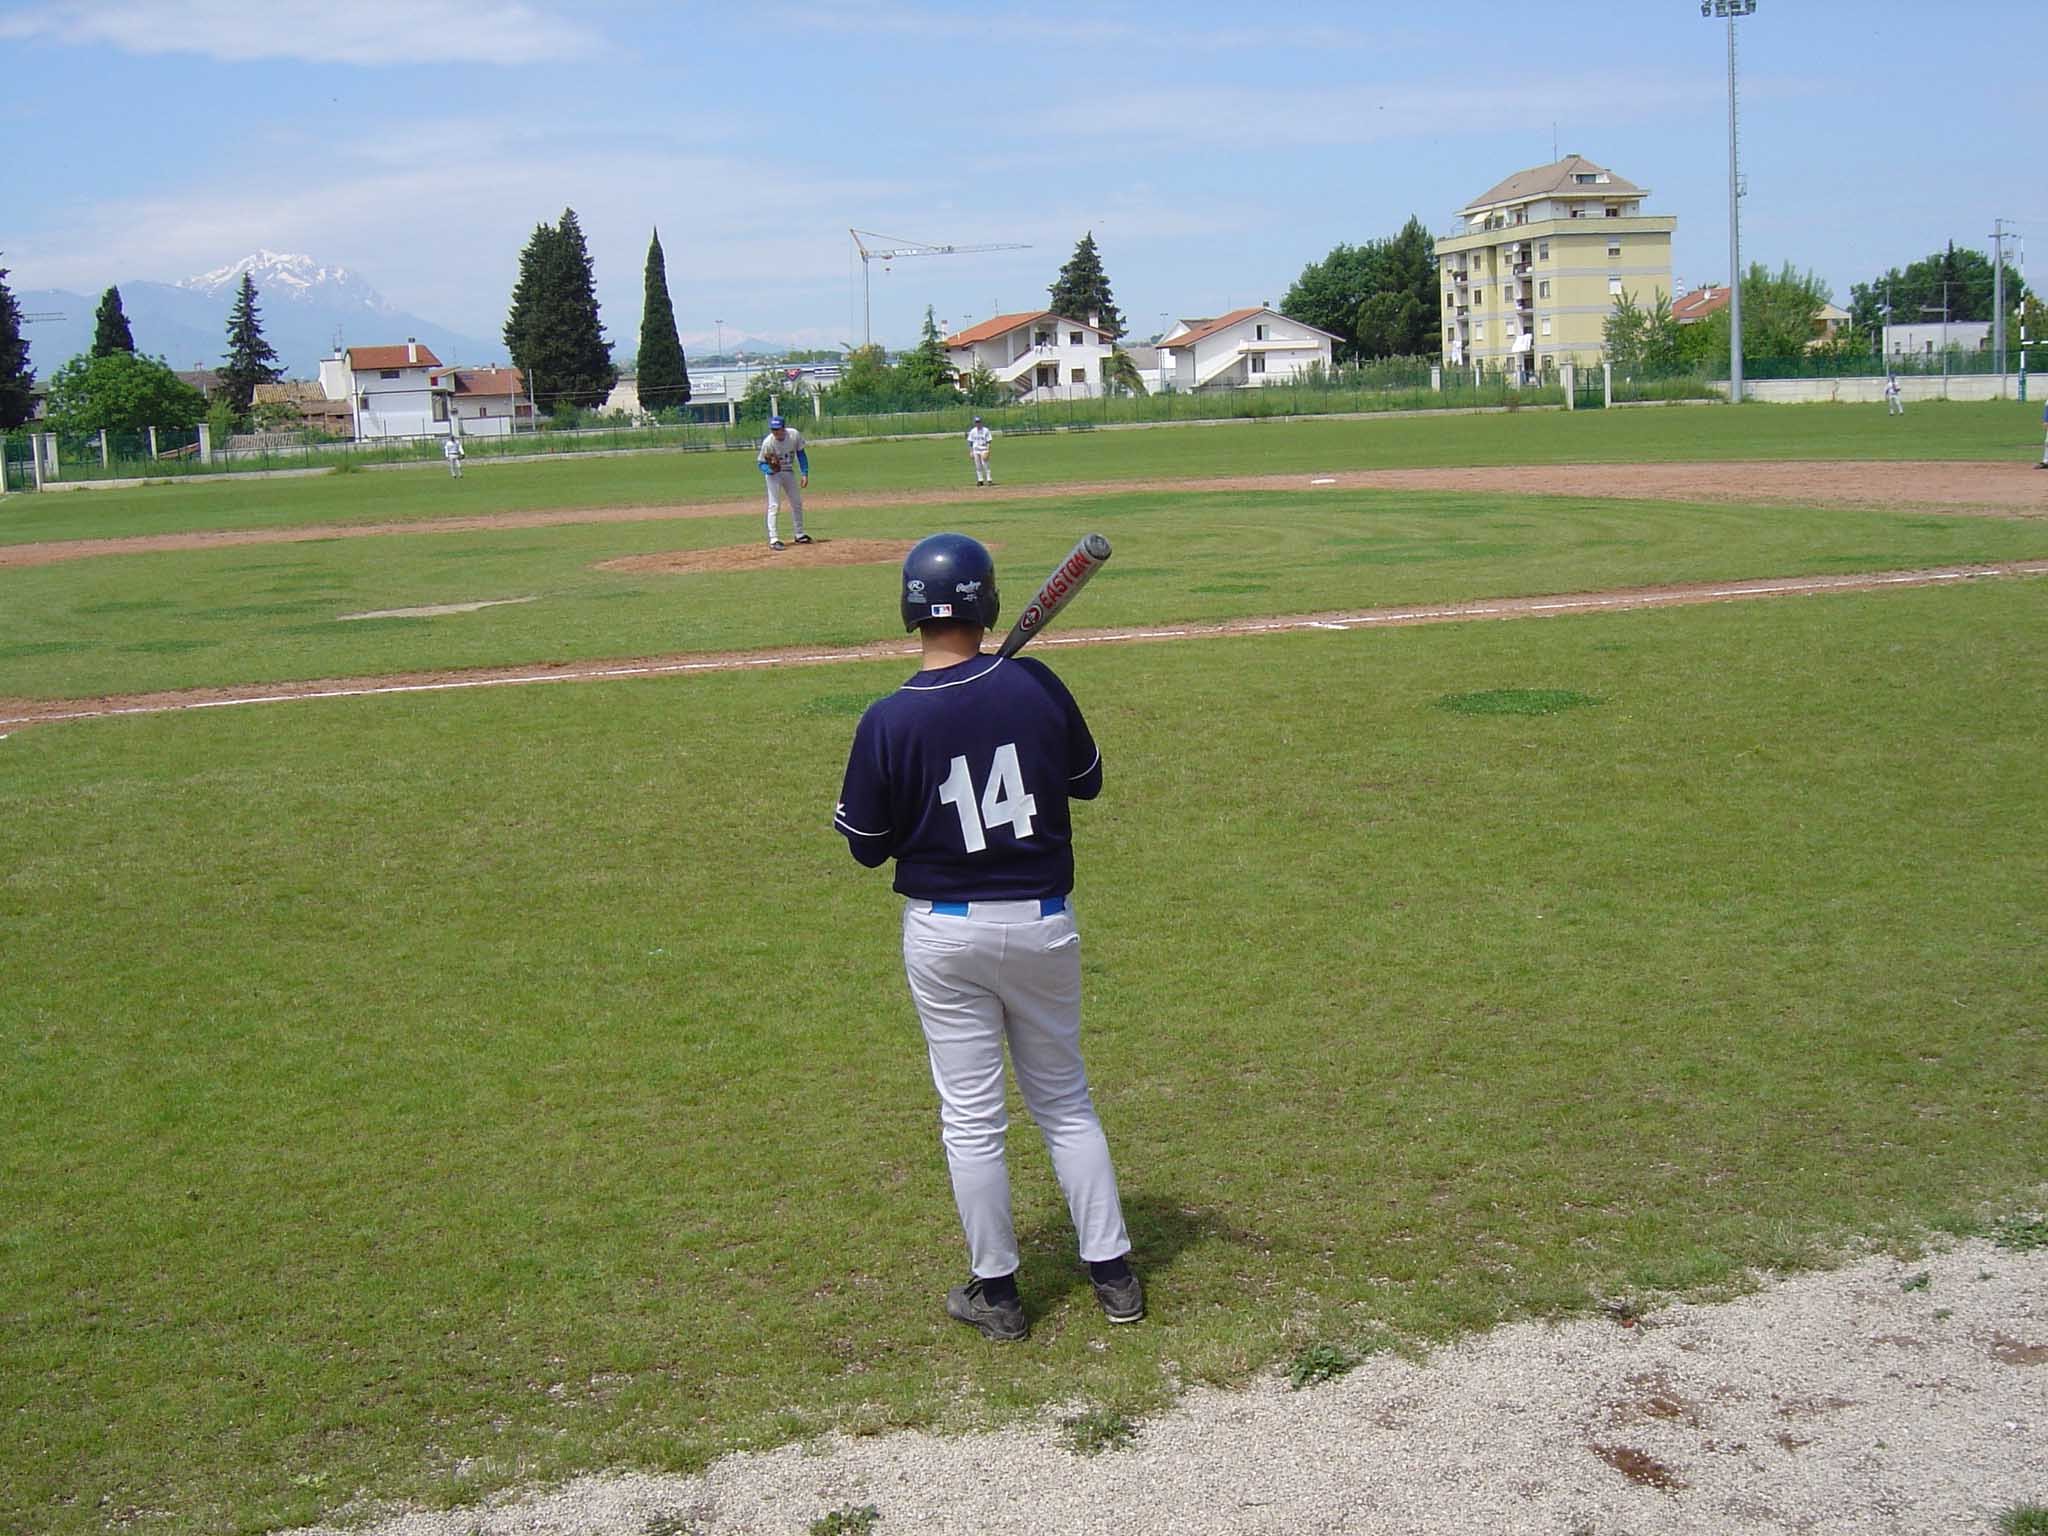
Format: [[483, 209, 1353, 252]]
[[16, 251, 501, 381], [15, 249, 819, 381]]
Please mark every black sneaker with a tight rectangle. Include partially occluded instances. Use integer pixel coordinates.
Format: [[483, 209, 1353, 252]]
[[946, 1279, 1028, 1341], [793, 533, 813, 544], [1091, 1270, 1145, 1324], [769, 540, 786, 551]]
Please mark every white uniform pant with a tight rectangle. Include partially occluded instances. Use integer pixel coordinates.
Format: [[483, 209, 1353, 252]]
[[971, 448, 991, 484], [1887, 394, 1904, 416], [764, 471, 804, 542], [902, 900, 1130, 1279]]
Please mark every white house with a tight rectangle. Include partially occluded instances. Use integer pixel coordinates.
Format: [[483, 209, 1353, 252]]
[[1157, 308, 1338, 391], [436, 367, 531, 437], [316, 340, 452, 439], [944, 311, 1114, 402], [1882, 320, 1992, 359]]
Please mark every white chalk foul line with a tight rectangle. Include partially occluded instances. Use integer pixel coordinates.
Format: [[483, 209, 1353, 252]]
[[5, 562, 2041, 730]]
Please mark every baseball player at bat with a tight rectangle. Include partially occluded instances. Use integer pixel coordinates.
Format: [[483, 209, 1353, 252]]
[[756, 415, 810, 550], [834, 532, 1142, 1341]]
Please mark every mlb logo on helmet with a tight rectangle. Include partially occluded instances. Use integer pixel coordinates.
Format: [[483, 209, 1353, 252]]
[[930, 603, 953, 618]]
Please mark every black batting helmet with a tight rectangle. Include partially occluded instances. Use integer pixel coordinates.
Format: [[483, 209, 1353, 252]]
[[901, 532, 999, 631]]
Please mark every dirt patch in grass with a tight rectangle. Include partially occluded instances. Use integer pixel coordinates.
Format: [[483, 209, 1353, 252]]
[[3, 459, 2042, 570], [596, 538, 914, 576], [4, 560, 2044, 732]]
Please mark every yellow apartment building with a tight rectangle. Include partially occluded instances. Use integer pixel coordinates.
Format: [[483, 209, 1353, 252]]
[[1434, 155, 1676, 380]]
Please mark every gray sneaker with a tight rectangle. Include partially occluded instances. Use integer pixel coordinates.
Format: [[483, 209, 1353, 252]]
[[1092, 1270, 1145, 1324], [946, 1279, 1028, 1341]]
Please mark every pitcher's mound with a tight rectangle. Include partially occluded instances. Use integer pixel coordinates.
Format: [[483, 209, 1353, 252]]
[[599, 538, 915, 576]]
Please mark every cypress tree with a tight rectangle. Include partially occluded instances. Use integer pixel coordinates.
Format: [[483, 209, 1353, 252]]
[[0, 265, 32, 429], [503, 208, 617, 413], [92, 286, 136, 357], [899, 306, 956, 397], [636, 228, 691, 412], [1047, 231, 1124, 340], [218, 273, 282, 415]]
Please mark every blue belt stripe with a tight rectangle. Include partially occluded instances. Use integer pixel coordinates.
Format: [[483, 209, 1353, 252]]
[[929, 898, 1065, 917]]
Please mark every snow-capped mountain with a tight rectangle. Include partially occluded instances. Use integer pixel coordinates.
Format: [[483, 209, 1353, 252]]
[[176, 250, 395, 313]]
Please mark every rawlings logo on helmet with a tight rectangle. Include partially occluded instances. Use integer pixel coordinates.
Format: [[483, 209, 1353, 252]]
[[906, 579, 926, 595]]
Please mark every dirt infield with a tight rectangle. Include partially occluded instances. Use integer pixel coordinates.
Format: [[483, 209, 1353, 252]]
[[596, 538, 914, 576], [2, 459, 2041, 570], [5, 560, 2043, 732]]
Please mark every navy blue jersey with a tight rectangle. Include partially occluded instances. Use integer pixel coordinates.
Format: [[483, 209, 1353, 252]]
[[835, 654, 1103, 900]]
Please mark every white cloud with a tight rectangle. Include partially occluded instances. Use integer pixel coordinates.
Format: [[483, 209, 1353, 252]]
[[0, 0, 604, 67]]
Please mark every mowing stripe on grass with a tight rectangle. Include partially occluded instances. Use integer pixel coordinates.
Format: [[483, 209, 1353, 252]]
[[3, 559, 2044, 730]]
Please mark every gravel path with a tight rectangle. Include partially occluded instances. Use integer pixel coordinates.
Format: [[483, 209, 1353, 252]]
[[293, 1237, 2046, 1536]]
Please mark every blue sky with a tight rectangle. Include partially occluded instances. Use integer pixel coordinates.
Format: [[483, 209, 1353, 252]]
[[3, 0, 2043, 358]]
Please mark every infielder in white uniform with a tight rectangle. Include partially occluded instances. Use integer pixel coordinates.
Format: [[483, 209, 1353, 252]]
[[967, 415, 994, 486], [834, 533, 1142, 1342], [442, 435, 465, 478], [756, 415, 810, 549]]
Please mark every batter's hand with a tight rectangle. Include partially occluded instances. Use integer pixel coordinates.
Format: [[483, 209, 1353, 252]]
[[799, 473, 809, 488]]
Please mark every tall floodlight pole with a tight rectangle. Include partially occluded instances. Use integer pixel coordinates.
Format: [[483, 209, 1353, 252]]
[[1990, 220, 2009, 384], [1702, 0, 1757, 401]]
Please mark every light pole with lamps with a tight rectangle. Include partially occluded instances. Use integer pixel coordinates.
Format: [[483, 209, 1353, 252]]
[[1701, 0, 1757, 401]]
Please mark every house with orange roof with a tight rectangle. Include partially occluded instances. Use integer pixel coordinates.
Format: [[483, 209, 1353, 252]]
[[435, 366, 531, 437], [943, 311, 1114, 402], [316, 338, 453, 439], [1157, 308, 1338, 391]]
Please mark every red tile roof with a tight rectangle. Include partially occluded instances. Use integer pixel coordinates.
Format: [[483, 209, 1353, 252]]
[[442, 367, 525, 396], [1158, 308, 1266, 350], [1672, 286, 1729, 323], [345, 343, 442, 370], [943, 311, 1055, 348]]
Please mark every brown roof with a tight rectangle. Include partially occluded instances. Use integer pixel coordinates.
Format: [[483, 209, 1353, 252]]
[[1672, 286, 1730, 323], [344, 343, 443, 370], [943, 311, 1055, 348], [440, 367, 525, 395], [1463, 156, 1645, 214], [1158, 308, 1263, 350]]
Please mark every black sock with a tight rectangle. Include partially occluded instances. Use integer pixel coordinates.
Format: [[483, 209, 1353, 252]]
[[1088, 1256, 1132, 1285], [978, 1272, 1018, 1305]]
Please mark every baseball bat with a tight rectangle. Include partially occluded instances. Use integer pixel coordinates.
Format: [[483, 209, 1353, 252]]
[[995, 533, 1112, 658]]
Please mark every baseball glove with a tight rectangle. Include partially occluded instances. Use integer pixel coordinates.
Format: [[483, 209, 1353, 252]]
[[762, 453, 784, 473]]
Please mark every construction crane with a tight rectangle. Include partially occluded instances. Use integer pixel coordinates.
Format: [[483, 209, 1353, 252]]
[[850, 230, 1030, 349]]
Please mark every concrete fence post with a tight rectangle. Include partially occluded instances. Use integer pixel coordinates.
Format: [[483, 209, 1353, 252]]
[[1429, 365, 1442, 393], [148, 426, 159, 460], [1603, 362, 1613, 409], [197, 423, 212, 465], [99, 429, 110, 469], [32, 434, 48, 489], [1561, 363, 1575, 411]]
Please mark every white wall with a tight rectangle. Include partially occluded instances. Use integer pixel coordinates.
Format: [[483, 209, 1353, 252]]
[[1713, 373, 2039, 404]]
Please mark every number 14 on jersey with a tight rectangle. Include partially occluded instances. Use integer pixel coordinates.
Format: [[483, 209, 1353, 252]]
[[936, 743, 1038, 852]]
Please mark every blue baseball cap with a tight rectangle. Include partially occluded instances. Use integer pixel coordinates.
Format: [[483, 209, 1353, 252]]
[[769, 415, 786, 429]]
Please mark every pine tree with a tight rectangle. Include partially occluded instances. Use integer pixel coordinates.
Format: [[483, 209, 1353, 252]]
[[898, 306, 957, 397], [218, 273, 282, 416], [1047, 231, 1124, 339], [636, 228, 691, 412], [0, 265, 32, 429], [92, 286, 136, 357], [502, 208, 617, 414]]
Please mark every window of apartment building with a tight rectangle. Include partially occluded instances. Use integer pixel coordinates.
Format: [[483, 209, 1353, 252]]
[[1251, 355, 1267, 374], [1541, 318, 1552, 337], [1607, 240, 1621, 258], [1537, 240, 1550, 260], [1541, 354, 1553, 371], [1035, 329, 1051, 345], [1070, 368, 1086, 383], [1605, 206, 1620, 217], [1608, 274, 1623, 296], [379, 369, 400, 380], [1538, 280, 1551, 299], [1574, 172, 1597, 183], [1255, 323, 1266, 340], [1070, 331, 1083, 345]]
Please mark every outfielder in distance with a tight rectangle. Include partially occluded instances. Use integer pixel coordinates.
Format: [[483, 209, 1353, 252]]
[[756, 415, 810, 550], [967, 415, 995, 486], [834, 532, 1142, 1342]]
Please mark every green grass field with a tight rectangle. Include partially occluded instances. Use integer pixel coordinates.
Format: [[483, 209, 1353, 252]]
[[2, 404, 2044, 1535], [2, 398, 2042, 548]]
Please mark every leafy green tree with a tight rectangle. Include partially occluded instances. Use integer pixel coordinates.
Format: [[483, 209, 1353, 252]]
[[92, 286, 136, 357], [1604, 289, 1681, 373], [1103, 348, 1147, 397], [0, 265, 32, 429], [1848, 243, 2028, 334], [899, 307, 957, 396], [959, 357, 1003, 407], [1742, 261, 1832, 362], [43, 351, 206, 434], [635, 228, 691, 412], [1047, 232, 1123, 339], [217, 273, 282, 416], [1283, 217, 1439, 362], [504, 208, 617, 414]]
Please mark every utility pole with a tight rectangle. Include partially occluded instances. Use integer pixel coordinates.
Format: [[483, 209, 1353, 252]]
[[1700, 0, 1757, 400]]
